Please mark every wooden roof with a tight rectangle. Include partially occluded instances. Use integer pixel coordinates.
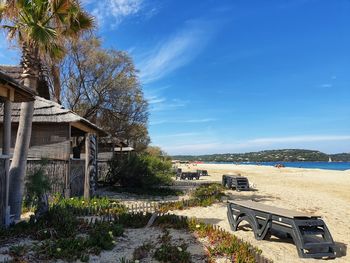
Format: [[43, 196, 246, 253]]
[[229, 200, 317, 219], [0, 96, 107, 136], [0, 69, 36, 102]]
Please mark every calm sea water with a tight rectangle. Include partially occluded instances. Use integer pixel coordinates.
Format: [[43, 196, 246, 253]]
[[206, 161, 350, 171]]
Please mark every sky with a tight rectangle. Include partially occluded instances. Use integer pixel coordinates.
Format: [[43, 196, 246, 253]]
[[1, 0, 350, 155]]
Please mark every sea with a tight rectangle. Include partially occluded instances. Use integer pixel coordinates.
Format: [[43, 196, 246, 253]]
[[205, 161, 350, 171]]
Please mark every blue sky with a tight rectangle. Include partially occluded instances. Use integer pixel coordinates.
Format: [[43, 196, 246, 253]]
[[1, 0, 350, 155]]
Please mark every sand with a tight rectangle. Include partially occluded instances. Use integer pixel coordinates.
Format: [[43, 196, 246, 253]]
[[174, 163, 350, 263]]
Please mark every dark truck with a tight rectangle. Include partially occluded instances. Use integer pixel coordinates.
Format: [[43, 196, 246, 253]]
[[222, 174, 249, 191]]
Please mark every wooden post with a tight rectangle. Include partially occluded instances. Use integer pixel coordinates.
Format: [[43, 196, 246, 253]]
[[84, 134, 91, 199], [84, 133, 97, 199], [2, 100, 11, 226]]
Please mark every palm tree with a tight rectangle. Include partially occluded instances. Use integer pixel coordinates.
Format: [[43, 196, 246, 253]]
[[0, 0, 93, 219]]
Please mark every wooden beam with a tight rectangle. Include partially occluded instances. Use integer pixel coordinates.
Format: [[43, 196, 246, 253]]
[[71, 121, 97, 135]]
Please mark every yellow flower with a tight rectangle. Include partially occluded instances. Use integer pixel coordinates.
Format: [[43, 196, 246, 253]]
[[196, 224, 201, 228], [109, 231, 113, 237], [93, 201, 97, 205]]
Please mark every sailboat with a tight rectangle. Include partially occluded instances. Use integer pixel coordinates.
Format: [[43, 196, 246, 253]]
[[328, 157, 332, 163]]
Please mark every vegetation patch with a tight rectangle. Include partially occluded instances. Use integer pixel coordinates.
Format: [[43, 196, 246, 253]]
[[107, 153, 174, 188], [154, 229, 191, 263], [110, 185, 183, 197], [158, 183, 226, 212], [1, 197, 268, 263]]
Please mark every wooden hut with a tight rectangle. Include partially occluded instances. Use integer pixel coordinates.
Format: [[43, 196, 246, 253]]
[[0, 70, 36, 226], [0, 96, 107, 200]]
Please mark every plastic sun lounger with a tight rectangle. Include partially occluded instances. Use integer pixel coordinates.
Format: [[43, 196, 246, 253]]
[[227, 200, 336, 259], [180, 172, 200, 180], [196, 169, 208, 176], [222, 174, 249, 191]]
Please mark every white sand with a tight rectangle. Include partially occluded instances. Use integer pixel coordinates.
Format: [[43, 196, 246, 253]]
[[174, 163, 350, 263]]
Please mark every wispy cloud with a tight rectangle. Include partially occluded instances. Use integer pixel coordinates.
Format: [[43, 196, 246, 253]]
[[150, 98, 189, 112], [154, 132, 200, 139], [151, 118, 216, 125], [89, 0, 145, 28], [320, 83, 333, 88], [147, 95, 166, 104], [138, 19, 217, 84], [248, 135, 350, 144], [163, 135, 350, 155]]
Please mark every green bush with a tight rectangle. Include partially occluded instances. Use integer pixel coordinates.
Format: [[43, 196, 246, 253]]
[[24, 159, 51, 214], [192, 183, 225, 201], [107, 153, 174, 188], [38, 237, 90, 262], [35, 205, 79, 238], [154, 229, 191, 263]]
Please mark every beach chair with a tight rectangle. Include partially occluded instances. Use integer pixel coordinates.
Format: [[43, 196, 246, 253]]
[[197, 169, 208, 176], [227, 200, 336, 259], [222, 174, 249, 191], [180, 172, 200, 180]]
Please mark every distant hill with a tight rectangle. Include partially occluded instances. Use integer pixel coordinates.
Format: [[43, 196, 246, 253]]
[[172, 149, 350, 162]]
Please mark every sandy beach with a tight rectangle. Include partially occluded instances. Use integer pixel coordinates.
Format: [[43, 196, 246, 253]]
[[175, 163, 350, 263]]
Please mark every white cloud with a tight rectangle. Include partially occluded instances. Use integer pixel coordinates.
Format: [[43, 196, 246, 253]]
[[91, 0, 144, 27], [138, 19, 215, 84], [162, 135, 350, 155], [150, 98, 189, 112], [151, 118, 216, 125], [154, 132, 200, 139], [320, 83, 332, 88], [248, 135, 350, 144], [147, 95, 166, 104]]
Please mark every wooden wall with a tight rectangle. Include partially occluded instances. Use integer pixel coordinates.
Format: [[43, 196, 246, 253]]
[[0, 158, 6, 226], [0, 123, 71, 160]]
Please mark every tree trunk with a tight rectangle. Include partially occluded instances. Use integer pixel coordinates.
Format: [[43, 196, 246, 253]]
[[9, 102, 35, 219], [9, 44, 38, 220], [51, 63, 61, 104]]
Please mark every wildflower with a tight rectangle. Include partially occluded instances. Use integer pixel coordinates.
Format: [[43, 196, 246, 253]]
[[109, 231, 113, 237], [70, 197, 74, 200], [82, 201, 85, 204], [177, 247, 183, 252], [93, 201, 97, 205], [196, 224, 201, 228], [134, 260, 140, 263], [112, 240, 117, 245], [44, 230, 47, 234], [56, 248, 61, 252], [112, 202, 117, 205]]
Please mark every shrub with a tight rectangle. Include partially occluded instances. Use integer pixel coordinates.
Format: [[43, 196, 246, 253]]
[[35, 205, 79, 238], [37, 237, 90, 262], [158, 184, 226, 212], [110, 186, 183, 197], [53, 196, 128, 216], [154, 229, 191, 263], [133, 242, 153, 260], [192, 183, 225, 201], [24, 159, 51, 216], [106, 153, 174, 188]]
